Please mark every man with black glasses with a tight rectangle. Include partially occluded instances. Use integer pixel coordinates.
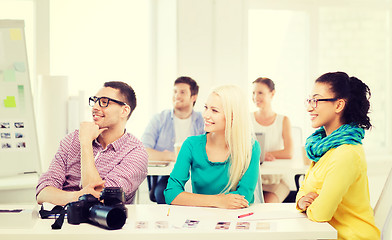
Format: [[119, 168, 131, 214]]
[[36, 81, 148, 206]]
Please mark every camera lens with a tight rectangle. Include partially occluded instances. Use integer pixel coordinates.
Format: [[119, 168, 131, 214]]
[[100, 187, 125, 205], [89, 205, 126, 230]]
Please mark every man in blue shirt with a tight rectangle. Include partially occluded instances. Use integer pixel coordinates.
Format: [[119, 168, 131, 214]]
[[141, 76, 205, 203]]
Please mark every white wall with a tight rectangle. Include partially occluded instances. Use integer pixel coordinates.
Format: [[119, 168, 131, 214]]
[[36, 0, 152, 170], [177, 0, 248, 112], [1, 0, 391, 204], [175, 0, 392, 155]]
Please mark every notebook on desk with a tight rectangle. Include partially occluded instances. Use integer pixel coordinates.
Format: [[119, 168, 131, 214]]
[[255, 132, 266, 164]]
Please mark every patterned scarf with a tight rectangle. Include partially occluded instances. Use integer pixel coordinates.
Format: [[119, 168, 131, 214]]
[[305, 124, 364, 163]]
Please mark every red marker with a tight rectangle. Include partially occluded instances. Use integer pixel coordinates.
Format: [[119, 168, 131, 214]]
[[238, 212, 254, 218]]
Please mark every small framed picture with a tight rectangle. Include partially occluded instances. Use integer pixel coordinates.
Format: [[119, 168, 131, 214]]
[[16, 142, 26, 148], [14, 122, 24, 128], [0, 122, 10, 128], [1, 133, 11, 139], [1, 143, 11, 149]]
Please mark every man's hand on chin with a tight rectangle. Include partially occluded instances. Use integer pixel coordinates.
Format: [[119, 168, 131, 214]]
[[79, 122, 108, 144]]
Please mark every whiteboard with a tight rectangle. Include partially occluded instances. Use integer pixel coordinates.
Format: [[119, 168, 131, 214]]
[[0, 20, 41, 177]]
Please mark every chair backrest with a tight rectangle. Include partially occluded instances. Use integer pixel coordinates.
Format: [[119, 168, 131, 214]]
[[253, 132, 266, 203], [254, 172, 264, 203], [374, 166, 392, 239], [291, 126, 303, 161], [255, 133, 266, 164]]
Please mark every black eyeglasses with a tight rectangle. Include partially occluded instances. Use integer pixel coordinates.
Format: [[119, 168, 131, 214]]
[[89, 96, 128, 108], [305, 98, 338, 108]]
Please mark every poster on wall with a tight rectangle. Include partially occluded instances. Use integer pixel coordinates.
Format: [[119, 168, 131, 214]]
[[0, 20, 41, 177]]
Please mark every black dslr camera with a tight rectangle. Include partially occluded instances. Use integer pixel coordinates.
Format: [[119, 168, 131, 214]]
[[67, 187, 127, 230]]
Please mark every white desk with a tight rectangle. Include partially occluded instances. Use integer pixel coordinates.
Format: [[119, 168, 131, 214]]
[[148, 159, 309, 176], [0, 203, 336, 240]]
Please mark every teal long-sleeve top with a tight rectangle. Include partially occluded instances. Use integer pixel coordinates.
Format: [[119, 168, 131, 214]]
[[164, 133, 261, 204]]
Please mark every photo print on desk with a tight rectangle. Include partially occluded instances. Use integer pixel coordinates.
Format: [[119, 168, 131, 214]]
[[215, 221, 230, 230], [236, 222, 250, 230], [183, 219, 200, 228], [256, 222, 277, 231], [155, 221, 168, 229], [135, 221, 148, 229]]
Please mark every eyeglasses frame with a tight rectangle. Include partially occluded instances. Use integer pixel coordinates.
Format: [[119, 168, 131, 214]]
[[89, 96, 129, 108], [305, 98, 338, 108]]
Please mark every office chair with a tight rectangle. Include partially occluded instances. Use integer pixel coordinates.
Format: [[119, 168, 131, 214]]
[[254, 173, 265, 203], [283, 126, 305, 203], [374, 166, 392, 240]]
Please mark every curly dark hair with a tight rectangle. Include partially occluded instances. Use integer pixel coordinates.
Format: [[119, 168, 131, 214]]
[[315, 72, 372, 130]]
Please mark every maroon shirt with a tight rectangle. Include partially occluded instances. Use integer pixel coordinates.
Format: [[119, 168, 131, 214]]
[[36, 130, 148, 203]]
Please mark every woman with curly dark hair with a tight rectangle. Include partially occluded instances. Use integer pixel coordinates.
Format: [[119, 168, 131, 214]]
[[296, 72, 380, 239]]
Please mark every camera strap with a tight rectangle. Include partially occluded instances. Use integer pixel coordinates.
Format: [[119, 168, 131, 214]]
[[39, 204, 67, 230]]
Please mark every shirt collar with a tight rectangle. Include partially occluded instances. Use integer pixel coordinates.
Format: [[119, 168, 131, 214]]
[[92, 130, 128, 152], [171, 108, 195, 120], [170, 109, 175, 119]]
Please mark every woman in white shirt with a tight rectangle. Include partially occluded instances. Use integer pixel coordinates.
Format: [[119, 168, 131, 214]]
[[252, 77, 294, 203]]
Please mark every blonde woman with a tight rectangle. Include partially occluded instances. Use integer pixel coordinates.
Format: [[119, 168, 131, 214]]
[[164, 85, 261, 209]]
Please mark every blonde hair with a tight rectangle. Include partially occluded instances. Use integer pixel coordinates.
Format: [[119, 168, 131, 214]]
[[212, 85, 255, 193]]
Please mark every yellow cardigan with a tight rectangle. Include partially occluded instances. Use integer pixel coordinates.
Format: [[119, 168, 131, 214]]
[[296, 144, 380, 240]]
